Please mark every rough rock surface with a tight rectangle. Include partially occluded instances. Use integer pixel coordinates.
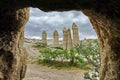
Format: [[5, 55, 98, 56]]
[[0, 8, 30, 80], [72, 23, 80, 46], [62, 27, 67, 49], [53, 29, 59, 47], [42, 31, 47, 44], [83, 10, 120, 80], [0, 0, 120, 80], [66, 28, 73, 50]]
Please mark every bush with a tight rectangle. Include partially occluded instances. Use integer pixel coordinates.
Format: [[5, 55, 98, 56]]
[[52, 46, 64, 50], [38, 47, 87, 68], [37, 39, 100, 73], [34, 42, 47, 48], [75, 39, 100, 80]]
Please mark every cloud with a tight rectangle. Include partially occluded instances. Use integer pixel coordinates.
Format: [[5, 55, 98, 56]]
[[25, 8, 97, 40]]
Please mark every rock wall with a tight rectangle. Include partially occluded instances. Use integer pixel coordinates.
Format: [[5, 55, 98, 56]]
[[83, 10, 120, 80], [0, 7, 30, 80], [0, 0, 120, 80]]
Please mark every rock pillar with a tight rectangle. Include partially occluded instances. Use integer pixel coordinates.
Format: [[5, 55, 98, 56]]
[[42, 31, 47, 44], [72, 23, 80, 45], [53, 29, 59, 47], [62, 27, 67, 49], [66, 28, 73, 50]]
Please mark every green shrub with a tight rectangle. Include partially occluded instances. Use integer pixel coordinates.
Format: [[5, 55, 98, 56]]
[[52, 46, 64, 50], [34, 42, 47, 48], [75, 39, 100, 80], [37, 39, 100, 73], [38, 46, 87, 68]]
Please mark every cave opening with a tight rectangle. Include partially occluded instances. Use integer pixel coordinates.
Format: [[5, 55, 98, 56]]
[[0, 1, 119, 80], [23, 8, 99, 80]]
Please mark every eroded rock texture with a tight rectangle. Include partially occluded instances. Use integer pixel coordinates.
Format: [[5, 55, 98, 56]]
[[72, 23, 80, 46], [53, 29, 59, 47], [0, 0, 120, 80], [66, 28, 73, 50], [0, 8, 29, 80], [83, 10, 120, 80], [63, 27, 67, 49], [42, 31, 47, 44]]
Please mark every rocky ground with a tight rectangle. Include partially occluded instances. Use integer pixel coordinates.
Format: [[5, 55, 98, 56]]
[[23, 42, 85, 80]]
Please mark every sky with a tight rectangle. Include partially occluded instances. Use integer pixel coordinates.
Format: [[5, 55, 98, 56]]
[[25, 8, 97, 40]]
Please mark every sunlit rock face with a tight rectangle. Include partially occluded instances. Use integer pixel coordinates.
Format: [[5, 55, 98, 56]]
[[42, 31, 47, 44], [62, 27, 73, 50], [0, 0, 120, 80], [66, 28, 73, 50], [72, 23, 80, 46], [62, 27, 67, 49], [53, 29, 59, 47]]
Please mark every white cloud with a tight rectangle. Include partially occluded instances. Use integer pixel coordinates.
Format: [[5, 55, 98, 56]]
[[25, 8, 97, 40], [31, 36, 41, 39]]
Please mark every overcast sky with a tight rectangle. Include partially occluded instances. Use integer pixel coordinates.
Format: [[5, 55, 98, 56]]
[[25, 8, 97, 40]]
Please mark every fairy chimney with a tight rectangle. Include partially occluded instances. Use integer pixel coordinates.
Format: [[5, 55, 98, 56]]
[[72, 23, 80, 45], [67, 28, 73, 50], [53, 29, 59, 47], [62, 27, 67, 49], [42, 31, 47, 44]]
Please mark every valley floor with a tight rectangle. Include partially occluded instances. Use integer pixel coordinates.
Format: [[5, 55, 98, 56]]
[[23, 42, 85, 80]]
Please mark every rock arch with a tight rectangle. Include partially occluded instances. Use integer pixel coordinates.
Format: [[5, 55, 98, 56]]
[[0, 0, 120, 80]]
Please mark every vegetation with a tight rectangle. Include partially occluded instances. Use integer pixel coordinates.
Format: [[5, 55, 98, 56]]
[[37, 39, 100, 79], [75, 39, 100, 80], [34, 42, 47, 48], [38, 46, 87, 68]]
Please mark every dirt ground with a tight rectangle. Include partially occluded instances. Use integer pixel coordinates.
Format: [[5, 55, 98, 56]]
[[23, 42, 85, 80]]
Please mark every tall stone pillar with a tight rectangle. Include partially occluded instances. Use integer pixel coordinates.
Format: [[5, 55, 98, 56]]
[[53, 29, 59, 47], [42, 31, 47, 44], [72, 23, 80, 46], [62, 27, 67, 49], [67, 28, 73, 50]]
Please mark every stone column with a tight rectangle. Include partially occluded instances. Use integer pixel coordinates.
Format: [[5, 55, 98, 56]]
[[62, 27, 67, 49], [53, 29, 59, 47], [67, 28, 73, 50], [72, 22, 80, 46], [42, 31, 47, 44]]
